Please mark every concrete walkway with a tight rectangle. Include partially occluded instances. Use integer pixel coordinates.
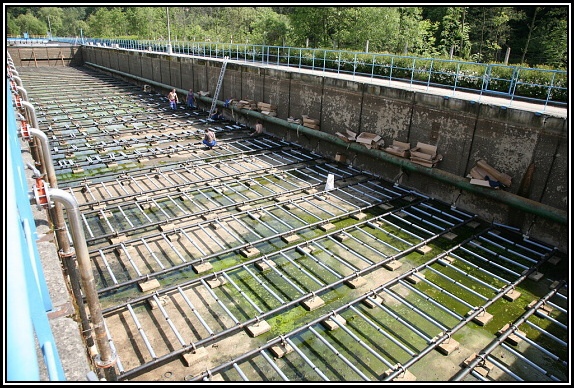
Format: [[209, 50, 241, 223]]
[[200, 53, 567, 119]]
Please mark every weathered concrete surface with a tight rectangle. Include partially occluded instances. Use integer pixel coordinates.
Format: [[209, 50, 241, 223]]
[[30, 45, 567, 252]]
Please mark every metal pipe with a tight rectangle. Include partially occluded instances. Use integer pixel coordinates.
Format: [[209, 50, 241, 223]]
[[18, 101, 44, 172], [11, 74, 23, 87], [15, 85, 28, 101], [41, 187, 118, 381], [27, 128, 95, 350], [451, 280, 566, 381]]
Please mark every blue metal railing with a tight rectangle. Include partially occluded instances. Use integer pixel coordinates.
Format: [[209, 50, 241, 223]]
[[36, 37, 567, 110], [6, 80, 66, 381]]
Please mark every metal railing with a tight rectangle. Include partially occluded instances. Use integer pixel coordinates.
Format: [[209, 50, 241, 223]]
[[40, 37, 567, 110]]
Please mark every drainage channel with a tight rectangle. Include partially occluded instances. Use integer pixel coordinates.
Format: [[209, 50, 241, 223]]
[[17, 66, 568, 382]]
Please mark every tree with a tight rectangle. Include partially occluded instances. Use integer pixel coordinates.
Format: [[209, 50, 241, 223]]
[[14, 11, 47, 35], [508, 6, 567, 67], [249, 7, 290, 46], [439, 7, 470, 59]]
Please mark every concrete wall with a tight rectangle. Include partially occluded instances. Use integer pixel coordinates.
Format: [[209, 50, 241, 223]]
[[7, 45, 83, 67], [17, 46, 569, 251]]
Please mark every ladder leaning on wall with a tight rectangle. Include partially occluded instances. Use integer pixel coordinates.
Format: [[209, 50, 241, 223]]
[[208, 57, 228, 120]]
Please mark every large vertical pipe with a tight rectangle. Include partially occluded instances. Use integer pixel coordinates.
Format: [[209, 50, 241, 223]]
[[19, 100, 44, 174], [42, 188, 118, 381], [28, 128, 95, 351]]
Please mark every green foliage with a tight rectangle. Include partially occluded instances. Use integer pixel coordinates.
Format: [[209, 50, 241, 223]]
[[5, 5, 566, 69]]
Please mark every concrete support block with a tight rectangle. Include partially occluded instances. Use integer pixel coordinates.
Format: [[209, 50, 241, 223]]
[[255, 260, 276, 271], [383, 365, 416, 381], [467, 221, 481, 229], [351, 212, 367, 220], [269, 343, 293, 358], [115, 245, 135, 257], [319, 222, 336, 232], [334, 233, 348, 242], [466, 309, 493, 326], [139, 279, 161, 292], [548, 256, 561, 265], [442, 232, 457, 241], [193, 261, 213, 274], [363, 294, 384, 308], [148, 295, 169, 309], [503, 289, 521, 301], [527, 271, 544, 281], [236, 204, 252, 212], [110, 235, 128, 244], [406, 273, 424, 284], [167, 232, 181, 242], [345, 276, 366, 289], [301, 296, 325, 311], [384, 260, 403, 271], [98, 211, 113, 219], [436, 337, 459, 355], [206, 276, 227, 288], [321, 314, 347, 330], [159, 223, 176, 232], [201, 213, 217, 221], [248, 211, 262, 220], [182, 346, 208, 376], [245, 320, 271, 337], [416, 245, 432, 254], [240, 246, 260, 258], [438, 256, 455, 266], [282, 234, 300, 244], [463, 353, 494, 377], [379, 203, 393, 210], [296, 245, 315, 255], [497, 323, 526, 346]]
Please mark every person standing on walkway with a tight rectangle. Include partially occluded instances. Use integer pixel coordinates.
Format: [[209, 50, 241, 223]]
[[168, 88, 179, 110], [186, 89, 196, 109]]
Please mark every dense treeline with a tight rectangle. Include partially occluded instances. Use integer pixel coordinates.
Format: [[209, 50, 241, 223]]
[[6, 6, 568, 69]]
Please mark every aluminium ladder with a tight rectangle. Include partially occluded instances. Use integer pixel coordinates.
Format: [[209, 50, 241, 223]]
[[208, 58, 228, 120]]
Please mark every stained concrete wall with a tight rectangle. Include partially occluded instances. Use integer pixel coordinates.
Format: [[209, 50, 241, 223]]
[[13, 45, 568, 251], [7, 45, 83, 67]]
